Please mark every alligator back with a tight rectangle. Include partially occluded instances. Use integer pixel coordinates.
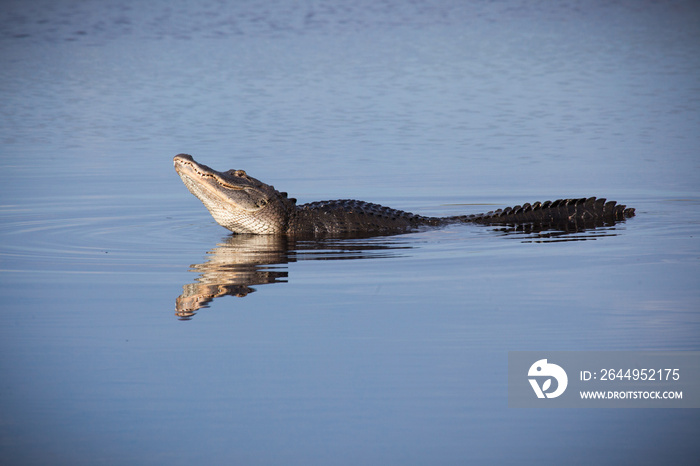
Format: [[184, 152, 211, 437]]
[[287, 200, 442, 236]]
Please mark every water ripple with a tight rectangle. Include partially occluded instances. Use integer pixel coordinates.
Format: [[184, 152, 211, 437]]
[[0, 197, 208, 274]]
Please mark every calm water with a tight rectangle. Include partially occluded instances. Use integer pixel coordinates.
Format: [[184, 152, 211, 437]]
[[1, 0, 699, 464]]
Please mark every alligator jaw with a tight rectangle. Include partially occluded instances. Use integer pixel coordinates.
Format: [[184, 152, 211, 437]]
[[174, 154, 245, 195], [173, 154, 238, 211]]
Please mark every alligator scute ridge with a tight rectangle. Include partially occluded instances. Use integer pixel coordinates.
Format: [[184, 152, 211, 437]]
[[173, 154, 635, 237]]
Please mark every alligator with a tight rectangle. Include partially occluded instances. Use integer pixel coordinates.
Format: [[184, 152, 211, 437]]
[[173, 153, 635, 237]]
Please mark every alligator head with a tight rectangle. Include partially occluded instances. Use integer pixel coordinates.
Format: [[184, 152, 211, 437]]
[[173, 154, 296, 234]]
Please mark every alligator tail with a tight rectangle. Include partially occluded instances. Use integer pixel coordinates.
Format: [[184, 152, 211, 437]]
[[450, 197, 635, 229]]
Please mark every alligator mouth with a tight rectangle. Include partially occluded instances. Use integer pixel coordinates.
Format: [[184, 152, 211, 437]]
[[173, 154, 243, 191]]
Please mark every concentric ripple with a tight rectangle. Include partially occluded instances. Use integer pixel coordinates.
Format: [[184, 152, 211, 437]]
[[0, 195, 212, 275]]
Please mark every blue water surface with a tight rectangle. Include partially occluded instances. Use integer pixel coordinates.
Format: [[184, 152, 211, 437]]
[[1, 1, 699, 465]]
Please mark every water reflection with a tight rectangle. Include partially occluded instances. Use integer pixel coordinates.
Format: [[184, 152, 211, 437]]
[[175, 214, 633, 319], [175, 234, 412, 319], [489, 216, 629, 242]]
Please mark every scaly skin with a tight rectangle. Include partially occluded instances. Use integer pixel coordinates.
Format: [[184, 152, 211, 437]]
[[174, 154, 635, 237]]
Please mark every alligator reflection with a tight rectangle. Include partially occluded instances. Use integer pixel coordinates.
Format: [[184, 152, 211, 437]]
[[175, 234, 412, 319], [490, 216, 627, 242], [175, 217, 629, 319]]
